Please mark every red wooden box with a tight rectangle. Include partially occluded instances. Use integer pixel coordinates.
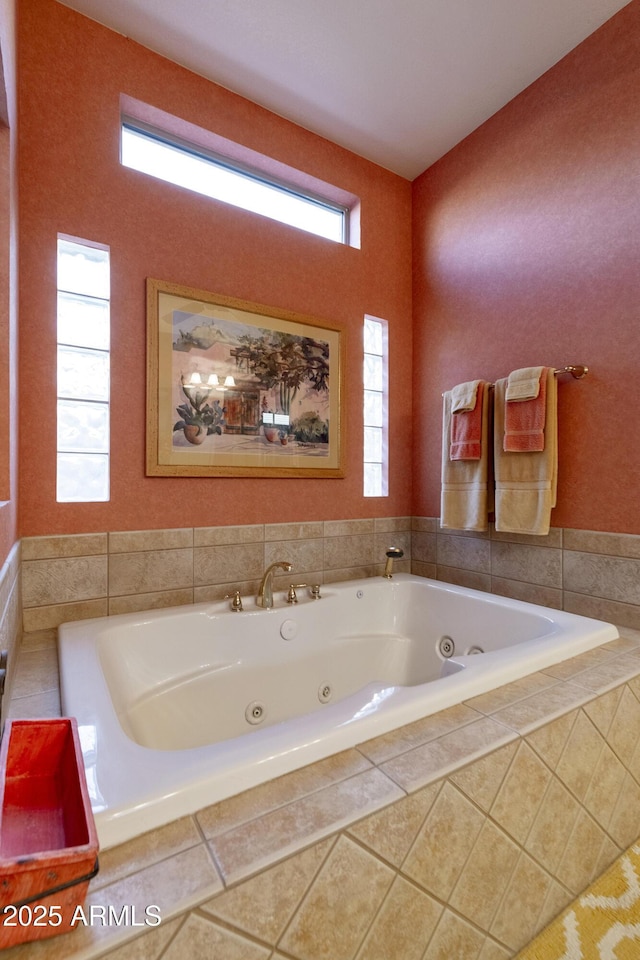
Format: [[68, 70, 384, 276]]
[[0, 718, 99, 947]]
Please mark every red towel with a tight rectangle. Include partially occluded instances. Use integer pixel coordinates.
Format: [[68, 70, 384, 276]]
[[503, 368, 548, 452], [450, 382, 484, 460]]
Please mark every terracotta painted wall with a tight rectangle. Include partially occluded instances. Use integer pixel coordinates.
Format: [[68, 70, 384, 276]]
[[16, 0, 640, 544], [412, 0, 640, 534], [17, 0, 413, 537], [0, 0, 17, 567]]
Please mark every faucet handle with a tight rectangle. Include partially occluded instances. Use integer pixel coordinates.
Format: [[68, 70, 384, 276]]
[[287, 583, 308, 604], [224, 590, 243, 612]]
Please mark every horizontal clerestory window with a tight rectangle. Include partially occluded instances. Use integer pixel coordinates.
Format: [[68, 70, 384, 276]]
[[121, 120, 349, 244]]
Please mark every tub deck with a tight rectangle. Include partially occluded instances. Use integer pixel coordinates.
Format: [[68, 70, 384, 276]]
[[8, 620, 640, 960]]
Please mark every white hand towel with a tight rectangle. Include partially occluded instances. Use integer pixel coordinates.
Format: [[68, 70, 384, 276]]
[[505, 366, 545, 402], [451, 380, 481, 414]]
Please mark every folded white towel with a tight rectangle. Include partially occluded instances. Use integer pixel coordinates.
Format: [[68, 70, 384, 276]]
[[451, 380, 481, 414], [505, 366, 545, 402]]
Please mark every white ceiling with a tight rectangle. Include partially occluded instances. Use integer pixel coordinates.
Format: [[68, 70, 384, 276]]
[[60, 0, 629, 179]]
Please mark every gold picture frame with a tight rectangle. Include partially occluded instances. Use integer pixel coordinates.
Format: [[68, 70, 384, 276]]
[[146, 279, 344, 477]]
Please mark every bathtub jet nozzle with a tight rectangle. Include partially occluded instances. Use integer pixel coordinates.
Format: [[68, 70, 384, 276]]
[[383, 547, 404, 579]]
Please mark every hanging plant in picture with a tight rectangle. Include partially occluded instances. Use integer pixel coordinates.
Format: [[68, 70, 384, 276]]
[[232, 331, 329, 442]]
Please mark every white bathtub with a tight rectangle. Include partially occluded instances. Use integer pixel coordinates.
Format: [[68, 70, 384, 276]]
[[58, 574, 618, 849]]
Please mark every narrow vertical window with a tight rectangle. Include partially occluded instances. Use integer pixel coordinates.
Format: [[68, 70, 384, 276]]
[[363, 315, 388, 497], [56, 238, 110, 502]]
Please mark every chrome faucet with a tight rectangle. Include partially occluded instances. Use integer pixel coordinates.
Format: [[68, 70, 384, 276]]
[[383, 546, 404, 579], [256, 560, 293, 608]]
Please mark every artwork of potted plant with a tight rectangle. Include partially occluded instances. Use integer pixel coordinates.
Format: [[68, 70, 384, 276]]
[[173, 374, 226, 444]]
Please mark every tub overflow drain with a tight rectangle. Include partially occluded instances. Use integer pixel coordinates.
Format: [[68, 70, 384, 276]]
[[438, 636, 455, 658], [245, 701, 266, 725], [318, 683, 332, 703]]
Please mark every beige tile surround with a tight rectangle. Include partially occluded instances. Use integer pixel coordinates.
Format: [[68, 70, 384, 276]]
[[20, 519, 413, 631], [7, 517, 640, 958], [0, 540, 21, 727], [413, 520, 640, 630], [20, 518, 640, 634], [6, 622, 640, 960]]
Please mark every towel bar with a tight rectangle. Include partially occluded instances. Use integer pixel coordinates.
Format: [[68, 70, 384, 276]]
[[442, 365, 588, 396]]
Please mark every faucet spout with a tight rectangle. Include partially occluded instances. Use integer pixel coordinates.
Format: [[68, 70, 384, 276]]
[[382, 546, 404, 579], [256, 561, 293, 608]]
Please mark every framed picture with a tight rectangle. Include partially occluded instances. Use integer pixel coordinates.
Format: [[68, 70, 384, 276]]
[[146, 279, 344, 477]]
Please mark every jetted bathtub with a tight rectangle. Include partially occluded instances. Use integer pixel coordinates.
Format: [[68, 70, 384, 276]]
[[58, 574, 618, 849]]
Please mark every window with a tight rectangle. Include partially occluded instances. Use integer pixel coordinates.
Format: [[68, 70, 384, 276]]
[[56, 238, 110, 502], [363, 315, 388, 497], [121, 121, 348, 244]]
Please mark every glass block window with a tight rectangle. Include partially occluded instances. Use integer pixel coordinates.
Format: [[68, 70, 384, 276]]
[[57, 238, 110, 502], [363, 315, 388, 497], [121, 121, 348, 244]]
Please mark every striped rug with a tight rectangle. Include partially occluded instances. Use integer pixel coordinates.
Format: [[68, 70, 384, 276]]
[[515, 843, 640, 959]]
